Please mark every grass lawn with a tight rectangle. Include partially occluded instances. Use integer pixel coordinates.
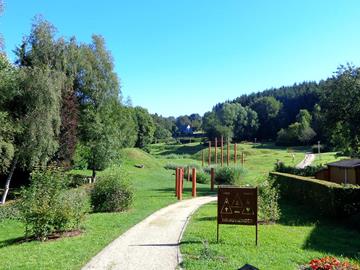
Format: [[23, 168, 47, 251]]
[[0, 148, 213, 270], [312, 152, 349, 167], [180, 202, 360, 270]]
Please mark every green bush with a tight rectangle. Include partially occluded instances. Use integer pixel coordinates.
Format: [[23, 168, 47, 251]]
[[72, 143, 91, 169], [91, 169, 133, 212], [271, 172, 360, 218], [19, 168, 90, 240], [274, 162, 325, 177], [258, 178, 281, 222], [215, 166, 246, 185], [0, 201, 21, 221]]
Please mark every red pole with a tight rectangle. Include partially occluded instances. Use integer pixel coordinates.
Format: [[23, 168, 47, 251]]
[[192, 168, 197, 197], [227, 138, 230, 166], [208, 141, 211, 166], [234, 143, 237, 165], [175, 168, 179, 197], [202, 150, 204, 167], [215, 137, 218, 164], [211, 168, 215, 191], [221, 136, 224, 167]]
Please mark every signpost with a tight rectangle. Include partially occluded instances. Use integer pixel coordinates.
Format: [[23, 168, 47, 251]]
[[217, 186, 258, 245]]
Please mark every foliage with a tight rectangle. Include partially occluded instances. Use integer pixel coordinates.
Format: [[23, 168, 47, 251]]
[[320, 64, 360, 157], [133, 106, 156, 148], [258, 178, 281, 222], [271, 172, 360, 218], [91, 168, 134, 212], [274, 162, 325, 177], [214, 166, 246, 185], [0, 201, 21, 220], [300, 256, 359, 270], [72, 142, 91, 169], [19, 167, 90, 240]]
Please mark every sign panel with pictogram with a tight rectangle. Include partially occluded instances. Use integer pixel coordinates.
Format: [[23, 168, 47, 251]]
[[217, 186, 258, 245]]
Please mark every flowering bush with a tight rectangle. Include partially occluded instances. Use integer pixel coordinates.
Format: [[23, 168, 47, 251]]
[[301, 256, 359, 270]]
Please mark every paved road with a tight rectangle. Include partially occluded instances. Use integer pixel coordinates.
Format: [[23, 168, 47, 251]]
[[82, 196, 216, 270], [296, 153, 315, 169]]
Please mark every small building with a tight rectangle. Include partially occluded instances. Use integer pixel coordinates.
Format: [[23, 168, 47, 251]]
[[315, 159, 360, 185]]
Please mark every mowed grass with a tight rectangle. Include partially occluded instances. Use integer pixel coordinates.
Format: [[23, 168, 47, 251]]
[[180, 202, 360, 270], [0, 148, 213, 270]]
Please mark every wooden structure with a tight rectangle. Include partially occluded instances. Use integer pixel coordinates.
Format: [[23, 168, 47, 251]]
[[315, 159, 360, 185]]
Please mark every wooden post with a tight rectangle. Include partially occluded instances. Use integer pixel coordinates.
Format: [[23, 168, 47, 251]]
[[178, 168, 183, 200], [202, 150, 204, 167], [221, 136, 224, 167], [208, 141, 211, 166], [234, 143, 237, 165], [215, 137, 218, 164], [192, 168, 197, 197], [175, 168, 179, 197], [227, 138, 230, 166], [211, 168, 215, 191]]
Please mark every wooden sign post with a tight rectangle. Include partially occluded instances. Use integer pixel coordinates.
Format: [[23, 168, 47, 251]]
[[217, 186, 258, 245], [192, 168, 197, 197]]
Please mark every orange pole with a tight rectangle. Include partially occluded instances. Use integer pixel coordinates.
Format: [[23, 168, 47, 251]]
[[227, 138, 230, 166], [192, 168, 197, 197], [234, 143, 237, 165], [211, 168, 215, 191], [215, 137, 218, 164], [202, 150, 204, 167], [208, 141, 211, 166], [221, 136, 224, 167]]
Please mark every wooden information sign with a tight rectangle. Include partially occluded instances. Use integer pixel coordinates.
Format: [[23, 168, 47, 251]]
[[217, 186, 258, 245]]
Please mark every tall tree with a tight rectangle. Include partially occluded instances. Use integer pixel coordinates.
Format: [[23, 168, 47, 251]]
[[133, 107, 155, 148]]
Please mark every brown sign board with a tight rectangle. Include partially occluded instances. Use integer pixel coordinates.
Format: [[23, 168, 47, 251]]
[[217, 186, 258, 244]]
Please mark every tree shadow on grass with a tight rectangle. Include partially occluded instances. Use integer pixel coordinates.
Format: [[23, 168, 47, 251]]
[[0, 236, 28, 249], [279, 200, 360, 260]]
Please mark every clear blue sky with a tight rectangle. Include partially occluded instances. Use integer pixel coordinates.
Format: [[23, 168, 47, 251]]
[[2, 1, 360, 117]]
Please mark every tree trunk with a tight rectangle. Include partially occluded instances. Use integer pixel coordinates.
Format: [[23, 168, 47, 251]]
[[92, 168, 96, 183], [1, 156, 18, 205]]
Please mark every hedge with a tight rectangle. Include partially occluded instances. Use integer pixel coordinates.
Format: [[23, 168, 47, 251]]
[[270, 172, 360, 218]]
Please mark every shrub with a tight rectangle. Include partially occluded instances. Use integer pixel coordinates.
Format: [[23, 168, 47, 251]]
[[164, 163, 178, 170], [19, 167, 90, 240], [0, 201, 21, 221], [215, 167, 246, 185], [91, 169, 133, 212], [195, 171, 210, 184], [271, 172, 360, 218], [258, 178, 281, 222], [274, 162, 325, 177], [300, 256, 359, 270]]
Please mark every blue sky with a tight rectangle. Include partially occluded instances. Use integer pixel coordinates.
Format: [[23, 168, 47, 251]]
[[2, 1, 360, 117]]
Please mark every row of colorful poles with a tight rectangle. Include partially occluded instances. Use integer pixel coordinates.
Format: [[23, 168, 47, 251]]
[[201, 136, 246, 167], [175, 167, 216, 200]]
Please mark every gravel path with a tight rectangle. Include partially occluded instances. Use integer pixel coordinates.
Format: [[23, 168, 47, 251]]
[[296, 153, 315, 169], [82, 196, 216, 270]]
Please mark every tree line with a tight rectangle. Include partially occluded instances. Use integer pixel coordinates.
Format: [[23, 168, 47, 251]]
[[202, 65, 360, 157]]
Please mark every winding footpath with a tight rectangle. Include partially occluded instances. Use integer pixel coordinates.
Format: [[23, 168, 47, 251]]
[[296, 153, 315, 169], [82, 196, 216, 270]]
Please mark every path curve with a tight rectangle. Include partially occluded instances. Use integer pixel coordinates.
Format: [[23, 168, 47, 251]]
[[296, 153, 315, 169], [82, 196, 216, 270]]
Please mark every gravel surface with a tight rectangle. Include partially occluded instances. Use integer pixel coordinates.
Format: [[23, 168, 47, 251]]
[[82, 196, 216, 270]]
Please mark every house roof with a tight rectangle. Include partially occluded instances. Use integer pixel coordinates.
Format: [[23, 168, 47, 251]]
[[327, 159, 360, 168]]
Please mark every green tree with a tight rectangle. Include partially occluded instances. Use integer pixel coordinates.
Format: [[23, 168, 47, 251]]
[[320, 64, 360, 156], [133, 107, 155, 148]]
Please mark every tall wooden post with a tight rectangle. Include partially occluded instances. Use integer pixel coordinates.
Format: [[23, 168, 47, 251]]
[[175, 168, 179, 197], [227, 138, 230, 166], [208, 141, 211, 166], [221, 136, 224, 167], [202, 150, 204, 167], [211, 168, 215, 191], [215, 137, 218, 164], [234, 143, 237, 165], [192, 168, 197, 197]]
